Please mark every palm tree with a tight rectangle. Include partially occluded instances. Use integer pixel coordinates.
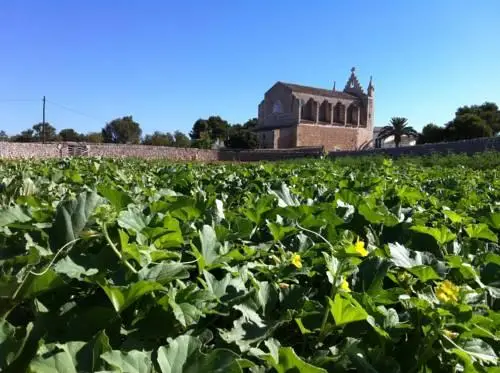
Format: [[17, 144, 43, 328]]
[[377, 117, 418, 148]]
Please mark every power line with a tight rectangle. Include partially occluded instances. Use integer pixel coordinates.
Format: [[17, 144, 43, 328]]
[[45, 99, 105, 123]]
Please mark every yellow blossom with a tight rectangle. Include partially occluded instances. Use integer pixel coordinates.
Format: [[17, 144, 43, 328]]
[[354, 238, 368, 257], [291, 253, 302, 269], [436, 280, 459, 303], [443, 329, 459, 339], [340, 278, 351, 292]]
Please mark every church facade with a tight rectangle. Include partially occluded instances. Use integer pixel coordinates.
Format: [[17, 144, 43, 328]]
[[255, 68, 374, 151]]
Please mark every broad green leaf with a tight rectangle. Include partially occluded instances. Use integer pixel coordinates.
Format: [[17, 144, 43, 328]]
[[50, 191, 102, 251], [98, 184, 133, 211], [358, 200, 399, 227], [458, 338, 498, 364], [443, 210, 465, 224], [388, 242, 423, 269], [168, 289, 203, 327], [411, 225, 456, 245], [465, 224, 498, 243], [185, 349, 242, 373], [157, 335, 242, 373], [267, 222, 295, 241], [484, 212, 500, 230], [0, 205, 31, 227], [198, 225, 220, 266], [53, 256, 98, 280], [234, 304, 265, 327], [330, 293, 369, 326], [17, 269, 65, 299], [0, 320, 33, 368], [408, 265, 441, 282], [30, 342, 86, 373], [138, 262, 189, 285], [118, 206, 149, 233], [356, 257, 390, 293], [157, 335, 201, 373], [267, 347, 326, 373], [101, 350, 153, 373], [271, 183, 299, 207], [101, 280, 164, 313], [30, 332, 111, 373]]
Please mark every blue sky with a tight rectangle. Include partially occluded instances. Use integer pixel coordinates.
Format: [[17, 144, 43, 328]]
[[1, 0, 499, 136]]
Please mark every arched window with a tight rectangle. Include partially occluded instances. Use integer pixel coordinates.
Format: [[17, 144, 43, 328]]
[[272, 100, 283, 114]]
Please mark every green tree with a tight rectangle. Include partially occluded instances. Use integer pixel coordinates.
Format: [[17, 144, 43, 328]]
[[59, 128, 82, 142], [143, 131, 175, 146], [191, 131, 213, 149], [0, 130, 8, 141], [455, 102, 500, 134], [417, 123, 446, 144], [12, 129, 35, 142], [445, 114, 493, 141], [32, 122, 58, 142], [102, 116, 142, 144], [189, 116, 230, 142], [243, 117, 258, 129], [84, 132, 104, 143], [376, 117, 418, 148], [224, 124, 259, 149], [173, 131, 191, 147]]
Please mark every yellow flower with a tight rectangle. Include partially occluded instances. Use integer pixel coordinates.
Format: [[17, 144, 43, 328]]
[[354, 238, 368, 257], [443, 329, 459, 339], [436, 280, 459, 303], [291, 253, 302, 269], [340, 278, 351, 292]]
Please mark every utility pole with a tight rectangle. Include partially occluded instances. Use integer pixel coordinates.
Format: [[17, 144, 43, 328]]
[[42, 96, 46, 144]]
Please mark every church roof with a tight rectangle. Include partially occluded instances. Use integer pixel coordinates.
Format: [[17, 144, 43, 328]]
[[279, 82, 358, 100]]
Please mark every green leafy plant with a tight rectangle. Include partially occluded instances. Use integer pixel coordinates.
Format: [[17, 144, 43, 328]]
[[0, 154, 499, 372]]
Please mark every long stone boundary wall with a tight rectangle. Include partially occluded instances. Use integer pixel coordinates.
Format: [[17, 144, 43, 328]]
[[327, 136, 500, 158], [0, 141, 322, 161], [1, 137, 499, 162]]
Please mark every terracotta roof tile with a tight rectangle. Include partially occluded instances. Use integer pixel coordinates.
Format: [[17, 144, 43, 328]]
[[279, 82, 358, 100]]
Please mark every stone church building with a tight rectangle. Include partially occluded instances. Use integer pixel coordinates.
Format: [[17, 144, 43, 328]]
[[255, 67, 374, 151]]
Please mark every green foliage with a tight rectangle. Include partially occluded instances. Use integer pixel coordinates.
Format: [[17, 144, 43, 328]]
[[419, 102, 500, 144], [84, 131, 104, 143], [143, 131, 176, 147], [417, 123, 445, 144], [190, 116, 230, 142], [0, 155, 499, 372], [58, 128, 83, 142], [376, 117, 418, 148], [102, 115, 142, 144], [224, 125, 258, 149]]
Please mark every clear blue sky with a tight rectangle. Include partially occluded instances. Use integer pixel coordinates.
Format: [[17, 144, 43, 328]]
[[1, 0, 499, 136]]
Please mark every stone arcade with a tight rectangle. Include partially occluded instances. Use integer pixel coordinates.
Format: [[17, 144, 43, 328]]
[[255, 67, 374, 151]]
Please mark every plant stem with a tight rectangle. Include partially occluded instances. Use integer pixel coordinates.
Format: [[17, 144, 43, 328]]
[[102, 223, 138, 274], [319, 261, 343, 340]]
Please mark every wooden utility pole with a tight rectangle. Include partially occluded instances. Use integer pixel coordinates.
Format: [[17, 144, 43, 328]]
[[42, 96, 46, 144]]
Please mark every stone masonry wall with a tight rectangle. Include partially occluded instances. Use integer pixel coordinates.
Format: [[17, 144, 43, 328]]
[[296, 123, 360, 151], [328, 136, 500, 157], [0, 142, 60, 159], [1, 137, 500, 162], [0, 142, 219, 161]]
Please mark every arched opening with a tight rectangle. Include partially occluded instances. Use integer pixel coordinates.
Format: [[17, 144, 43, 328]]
[[334, 102, 345, 124], [318, 100, 329, 123], [301, 99, 315, 122], [347, 104, 358, 126]]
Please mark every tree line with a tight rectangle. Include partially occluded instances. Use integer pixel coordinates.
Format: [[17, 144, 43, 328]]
[[374, 101, 500, 148], [0, 115, 259, 149], [2, 101, 498, 149]]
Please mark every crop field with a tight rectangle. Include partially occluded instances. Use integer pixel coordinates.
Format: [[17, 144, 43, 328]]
[[0, 155, 499, 373]]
